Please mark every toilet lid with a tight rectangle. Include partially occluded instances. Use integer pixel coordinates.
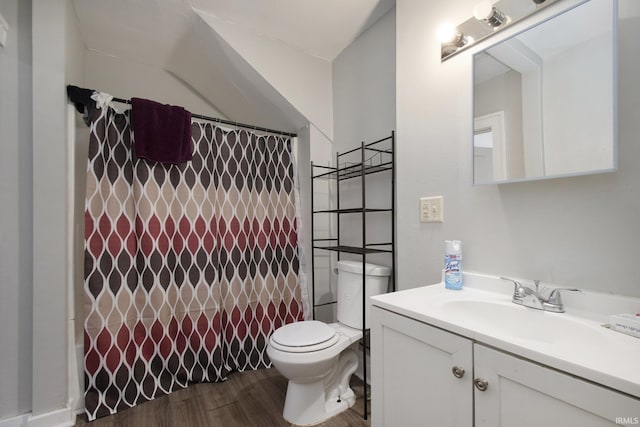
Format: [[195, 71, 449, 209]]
[[271, 321, 337, 350]]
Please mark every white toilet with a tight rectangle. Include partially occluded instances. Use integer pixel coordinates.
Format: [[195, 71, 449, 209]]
[[267, 260, 391, 426]]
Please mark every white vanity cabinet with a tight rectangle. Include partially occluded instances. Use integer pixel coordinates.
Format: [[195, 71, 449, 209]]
[[370, 306, 473, 426], [371, 305, 640, 427]]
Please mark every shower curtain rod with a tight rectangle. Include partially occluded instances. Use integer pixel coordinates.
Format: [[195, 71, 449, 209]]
[[66, 85, 297, 138], [111, 96, 297, 138]]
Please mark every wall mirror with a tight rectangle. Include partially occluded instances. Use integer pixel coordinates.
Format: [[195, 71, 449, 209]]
[[473, 0, 617, 185]]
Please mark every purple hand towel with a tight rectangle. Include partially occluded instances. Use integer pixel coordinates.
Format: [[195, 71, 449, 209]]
[[131, 97, 193, 164]]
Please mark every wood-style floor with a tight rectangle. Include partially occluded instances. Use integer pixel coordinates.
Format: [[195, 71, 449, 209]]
[[74, 368, 371, 427]]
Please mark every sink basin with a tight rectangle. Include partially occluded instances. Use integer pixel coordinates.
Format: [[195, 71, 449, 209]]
[[438, 299, 610, 346]]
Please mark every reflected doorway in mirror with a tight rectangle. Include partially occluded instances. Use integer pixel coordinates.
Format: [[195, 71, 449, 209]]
[[474, 111, 507, 184]]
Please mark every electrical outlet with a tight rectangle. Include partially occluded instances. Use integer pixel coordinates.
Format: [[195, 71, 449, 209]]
[[420, 196, 444, 223]]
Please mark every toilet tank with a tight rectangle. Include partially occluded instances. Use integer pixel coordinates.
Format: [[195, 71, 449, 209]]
[[336, 260, 391, 330]]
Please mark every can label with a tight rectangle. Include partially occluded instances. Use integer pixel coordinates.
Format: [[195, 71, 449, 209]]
[[444, 257, 462, 288], [445, 259, 460, 273]]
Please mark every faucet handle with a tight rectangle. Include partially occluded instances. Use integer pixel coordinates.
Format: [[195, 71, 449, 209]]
[[500, 276, 520, 292], [500, 277, 527, 298], [500, 276, 520, 288], [547, 287, 581, 306]]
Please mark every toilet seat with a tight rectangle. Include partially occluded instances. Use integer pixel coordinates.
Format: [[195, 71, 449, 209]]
[[270, 321, 340, 353]]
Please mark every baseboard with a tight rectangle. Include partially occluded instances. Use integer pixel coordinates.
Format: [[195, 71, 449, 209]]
[[0, 407, 76, 427], [28, 407, 76, 427], [0, 414, 29, 427]]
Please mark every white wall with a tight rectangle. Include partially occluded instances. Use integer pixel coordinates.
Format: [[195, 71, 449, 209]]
[[84, 51, 224, 117], [332, 8, 396, 155], [32, 0, 71, 420], [396, 0, 640, 297], [0, 0, 34, 420]]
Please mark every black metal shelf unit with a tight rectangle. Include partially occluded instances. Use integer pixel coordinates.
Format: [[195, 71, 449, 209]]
[[310, 131, 396, 421]]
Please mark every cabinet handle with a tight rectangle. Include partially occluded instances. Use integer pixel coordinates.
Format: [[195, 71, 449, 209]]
[[474, 378, 489, 391], [451, 366, 465, 378]]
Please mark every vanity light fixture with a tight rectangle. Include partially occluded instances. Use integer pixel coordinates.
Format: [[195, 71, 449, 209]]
[[439, 0, 561, 62], [474, 1, 509, 28]]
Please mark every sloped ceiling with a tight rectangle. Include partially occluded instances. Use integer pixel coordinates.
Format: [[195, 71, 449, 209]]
[[165, 12, 308, 133], [72, 0, 395, 134]]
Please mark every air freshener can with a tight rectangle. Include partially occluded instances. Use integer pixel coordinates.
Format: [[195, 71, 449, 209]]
[[444, 240, 462, 290]]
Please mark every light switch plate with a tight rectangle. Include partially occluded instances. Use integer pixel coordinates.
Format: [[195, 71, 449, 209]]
[[420, 196, 444, 223]]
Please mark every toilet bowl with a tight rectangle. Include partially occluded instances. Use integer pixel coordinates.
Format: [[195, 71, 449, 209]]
[[266, 261, 391, 426], [267, 321, 362, 425]]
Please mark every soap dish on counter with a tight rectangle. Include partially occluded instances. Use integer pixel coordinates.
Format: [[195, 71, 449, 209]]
[[607, 314, 640, 338]]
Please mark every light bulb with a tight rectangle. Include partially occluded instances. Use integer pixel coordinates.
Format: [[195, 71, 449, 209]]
[[473, 1, 494, 21], [474, 1, 507, 27], [438, 23, 465, 47], [438, 23, 457, 43]]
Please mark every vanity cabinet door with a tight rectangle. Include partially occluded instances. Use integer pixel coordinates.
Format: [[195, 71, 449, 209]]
[[370, 306, 473, 427], [474, 344, 640, 427]]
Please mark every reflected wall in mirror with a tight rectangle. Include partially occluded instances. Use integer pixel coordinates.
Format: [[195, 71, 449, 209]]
[[473, 0, 617, 185]]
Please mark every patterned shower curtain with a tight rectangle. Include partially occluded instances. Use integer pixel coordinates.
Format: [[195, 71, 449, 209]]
[[83, 105, 304, 420]]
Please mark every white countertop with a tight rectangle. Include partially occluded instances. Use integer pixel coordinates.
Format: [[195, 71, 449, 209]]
[[371, 272, 640, 399]]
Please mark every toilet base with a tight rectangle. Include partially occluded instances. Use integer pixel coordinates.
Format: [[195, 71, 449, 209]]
[[282, 349, 358, 426], [283, 381, 356, 426]]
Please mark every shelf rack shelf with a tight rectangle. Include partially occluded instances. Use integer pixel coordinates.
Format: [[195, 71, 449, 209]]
[[312, 245, 393, 255], [312, 208, 392, 214], [313, 161, 394, 181], [310, 131, 396, 421]]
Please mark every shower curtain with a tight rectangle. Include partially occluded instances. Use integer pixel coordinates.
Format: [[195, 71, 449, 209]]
[[83, 104, 305, 420]]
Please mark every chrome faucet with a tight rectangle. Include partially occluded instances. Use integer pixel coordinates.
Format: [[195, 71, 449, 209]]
[[500, 277, 580, 313]]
